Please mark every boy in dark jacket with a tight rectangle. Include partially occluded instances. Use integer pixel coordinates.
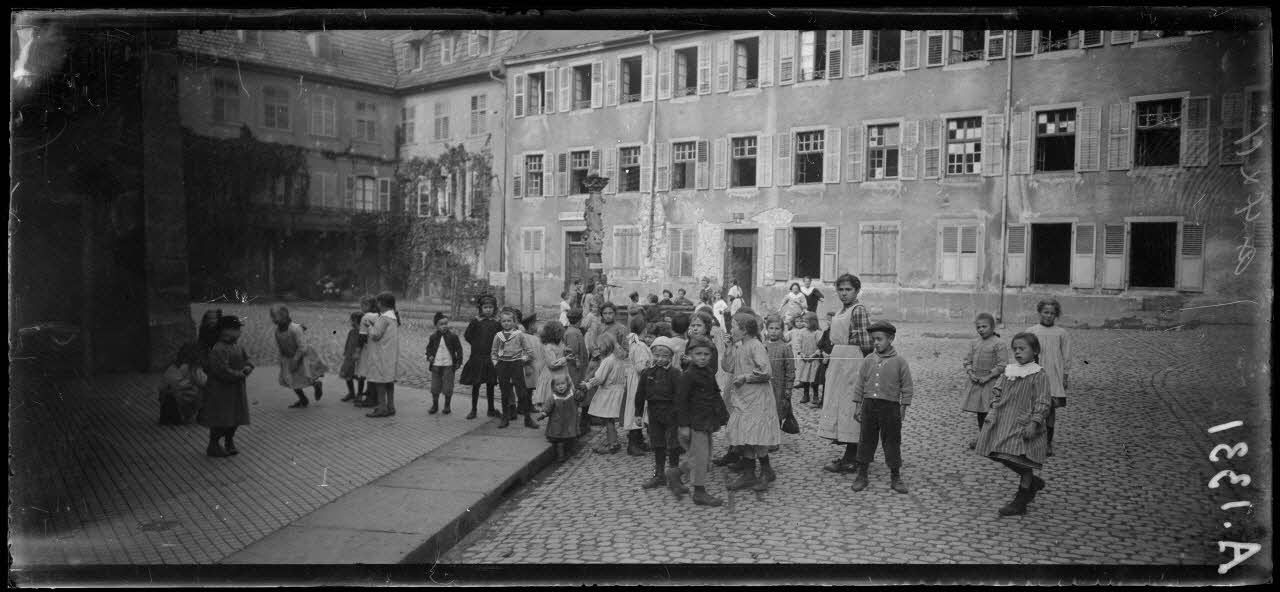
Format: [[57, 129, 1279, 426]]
[[668, 336, 730, 507], [636, 336, 683, 490], [426, 312, 464, 414]]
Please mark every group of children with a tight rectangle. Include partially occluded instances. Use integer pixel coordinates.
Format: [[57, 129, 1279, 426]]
[[334, 292, 403, 417]]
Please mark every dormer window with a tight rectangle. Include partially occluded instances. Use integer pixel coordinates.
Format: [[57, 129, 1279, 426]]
[[307, 32, 334, 60], [236, 30, 263, 46], [408, 40, 423, 70]]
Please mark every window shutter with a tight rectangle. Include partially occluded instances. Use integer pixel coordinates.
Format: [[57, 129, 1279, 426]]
[[759, 32, 775, 87], [712, 137, 728, 190], [940, 225, 960, 282], [1082, 30, 1104, 48], [776, 132, 793, 186], [1070, 223, 1096, 288], [986, 30, 1006, 59], [1009, 111, 1032, 175], [534, 228, 546, 274], [604, 146, 617, 194], [640, 143, 654, 194], [591, 60, 604, 109], [641, 51, 655, 102], [658, 48, 673, 99], [826, 30, 844, 78], [379, 178, 392, 212], [512, 155, 523, 198], [558, 66, 571, 113], [1102, 223, 1127, 289], [925, 31, 945, 67], [556, 153, 568, 196], [1220, 92, 1245, 165], [520, 229, 531, 273], [656, 142, 671, 192], [982, 113, 1005, 177], [773, 227, 791, 281], [715, 39, 732, 93], [697, 41, 713, 94], [695, 140, 710, 190], [1110, 31, 1136, 45], [668, 228, 683, 277], [590, 148, 601, 173], [757, 134, 773, 187], [901, 30, 921, 70], [344, 175, 355, 209], [1107, 102, 1133, 170], [900, 119, 921, 180], [1013, 30, 1034, 55], [543, 68, 556, 113], [1181, 96, 1211, 167], [1005, 224, 1027, 287], [824, 127, 842, 183], [847, 124, 865, 183], [468, 31, 479, 57], [778, 31, 796, 85], [513, 73, 526, 118], [848, 30, 867, 77], [1177, 223, 1205, 291], [1076, 105, 1102, 172], [923, 118, 943, 179], [960, 225, 980, 282], [820, 226, 840, 282], [605, 57, 619, 107]]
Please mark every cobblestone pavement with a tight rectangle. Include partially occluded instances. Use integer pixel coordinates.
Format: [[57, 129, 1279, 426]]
[[440, 323, 1271, 565]]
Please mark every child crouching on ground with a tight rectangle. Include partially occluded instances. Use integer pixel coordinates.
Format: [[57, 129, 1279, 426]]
[[668, 336, 730, 506], [541, 375, 586, 462], [850, 321, 914, 494], [159, 343, 206, 425]]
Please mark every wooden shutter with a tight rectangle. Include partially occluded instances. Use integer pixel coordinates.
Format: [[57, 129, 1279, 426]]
[[605, 57, 618, 107], [1220, 92, 1245, 165], [543, 68, 556, 113], [925, 31, 946, 67], [778, 31, 796, 85], [901, 30, 921, 70], [715, 39, 732, 92], [656, 142, 671, 192], [1071, 223, 1096, 288], [1110, 31, 1136, 45], [923, 118, 943, 179], [697, 41, 712, 94], [558, 66, 571, 113], [982, 114, 1005, 177], [1076, 105, 1102, 172], [520, 229, 532, 272], [1009, 111, 1031, 175], [759, 31, 775, 87], [556, 153, 569, 196], [826, 30, 844, 78], [757, 134, 773, 187], [512, 73, 526, 118], [603, 147, 616, 194], [640, 143, 653, 193], [591, 60, 604, 108], [512, 155, 523, 198], [773, 227, 791, 281], [776, 132, 793, 186], [848, 30, 867, 77], [820, 226, 840, 282], [940, 225, 960, 282], [1005, 224, 1027, 287], [668, 227, 683, 277], [658, 47, 673, 100], [1177, 223, 1205, 291], [1102, 223, 1127, 289], [590, 149, 600, 174], [641, 51, 655, 102], [541, 155, 553, 199], [1013, 30, 1034, 55], [1107, 102, 1133, 170], [824, 127, 842, 183], [712, 137, 728, 189], [695, 139, 710, 190], [847, 124, 865, 183], [960, 225, 980, 282], [1082, 30, 1104, 48], [344, 175, 355, 209], [1181, 96, 1211, 167], [986, 30, 1006, 59], [900, 120, 921, 180]]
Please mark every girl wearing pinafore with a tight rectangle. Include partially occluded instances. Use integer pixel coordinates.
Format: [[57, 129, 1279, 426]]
[[975, 332, 1052, 516], [962, 312, 1009, 448], [792, 312, 822, 404], [354, 296, 380, 407], [533, 321, 570, 409], [272, 305, 328, 408], [818, 274, 872, 474], [619, 316, 654, 456], [583, 332, 628, 454], [722, 313, 781, 492]]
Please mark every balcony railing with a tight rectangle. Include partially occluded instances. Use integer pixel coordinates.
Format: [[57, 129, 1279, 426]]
[[1038, 37, 1080, 52], [734, 78, 759, 90], [950, 48, 985, 62], [869, 60, 900, 74], [573, 99, 592, 110], [674, 86, 697, 97], [620, 92, 641, 104]]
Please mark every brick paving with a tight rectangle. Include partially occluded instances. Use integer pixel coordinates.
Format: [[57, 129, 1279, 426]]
[[440, 323, 1271, 565]]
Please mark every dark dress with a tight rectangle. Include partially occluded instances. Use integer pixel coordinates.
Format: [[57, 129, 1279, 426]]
[[199, 341, 251, 428], [544, 387, 587, 442], [460, 316, 502, 386]]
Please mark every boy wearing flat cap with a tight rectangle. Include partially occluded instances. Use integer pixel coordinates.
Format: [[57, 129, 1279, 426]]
[[850, 321, 914, 494], [635, 336, 684, 490]]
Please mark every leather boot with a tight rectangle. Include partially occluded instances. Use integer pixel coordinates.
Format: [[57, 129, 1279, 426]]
[[999, 487, 1033, 516], [726, 462, 759, 491], [641, 473, 666, 489], [206, 432, 229, 458], [498, 403, 511, 428], [626, 430, 646, 456], [524, 413, 539, 429], [664, 467, 689, 498], [692, 488, 723, 507], [890, 472, 908, 494], [442, 395, 452, 415], [850, 464, 870, 492], [429, 394, 440, 414]]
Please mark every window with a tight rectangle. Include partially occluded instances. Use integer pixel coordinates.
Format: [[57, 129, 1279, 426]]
[[477, 30, 492, 56], [793, 130, 825, 184], [1138, 30, 1185, 41], [793, 227, 822, 279], [378, 178, 391, 212], [860, 224, 900, 282], [668, 227, 695, 278], [433, 101, 450, 141], [620, 56, 642, 103], [798, 30, 827, 82], [949, 30, 985, 63], [307, 33, 334, 60], [400, 106, 415, 144], [525, 154, 544, 197], [354, 101, 377, 141], [1037, 30, 1081, 52], [408, 41, 423, 70], [1029, 222, 1072, 284], [573, 64, 593, 110], [309, 95, 336, 137], [869, 30, 901, 73], [939, 223, 979, 283], [310, 172, 336, 208], [569, 150, 591, 195], [867, 124, 900, 179], [262, 86, 290, 130], [520, 228, 546, 274], [440, 33, 455, 65], [733, 37, 760, 90], [1128, 222, 1178, 288], [437, 174, 455, 217], [352, 176, 377, 211], [946, 117, 982, 175], [1135, 99, 1181, 167], [671, 141, 696, 190], [237, 30, 263, 46], [674, 47, 698, 97], [527, 72, 546, 115], [212, 78, 240, 123], [619, 146, 641, 192], [415, 180, 431, 217], [731, 136, 757, 187], [469, 94, 487, 135], [1034, 109, 1076, 171], [613, 226, 641, 272]]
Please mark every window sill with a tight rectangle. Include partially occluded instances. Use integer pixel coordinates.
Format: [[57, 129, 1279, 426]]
[[865, 70, 906, 81], [1032, 170, 1081, 179], [1032, 49, 1085, 60], [518, 196, 548, 203], [669, 189, 699, 198], [729, 88, 762, 98], [1129, 166, 1184, 177], [567, 193, 588, 201], [671, 95, 700, 104], [1132, 37, 1193, 49], [859, 180, 903, 190], [786, 183, 827, 193], [726, 187, 758, 198], [942, 60, 990, 72], [938, 174, 985, 186], [793, 78, 830, 89], [615, 191, 643, 198], [618, 101, 647, 110]]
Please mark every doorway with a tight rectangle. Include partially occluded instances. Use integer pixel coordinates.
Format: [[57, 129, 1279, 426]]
[[723, 229, 757, 306], [793, 227, 822, 280], [1128, 222, 1178, 288], [1029, 223, 1072, 285], [564, 231, 587, 295]]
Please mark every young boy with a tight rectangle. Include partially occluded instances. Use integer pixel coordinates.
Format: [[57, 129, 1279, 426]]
[[426, 312, 463, 414], [491, 307, 535, 429], [850, 321, 914, 494], [1026, 299, 1071, 457], [636, 336, 683, 490], [669, 336, 729, 507], [763, 315, 796, 443]]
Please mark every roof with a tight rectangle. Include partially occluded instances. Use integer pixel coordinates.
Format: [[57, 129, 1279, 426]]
[[178, 30, 398, 89], [390, 30, 521, 91], [505, 30, 657, 61]]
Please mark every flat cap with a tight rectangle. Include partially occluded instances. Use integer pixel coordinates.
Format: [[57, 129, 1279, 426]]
[[866, 320, 897, 336]]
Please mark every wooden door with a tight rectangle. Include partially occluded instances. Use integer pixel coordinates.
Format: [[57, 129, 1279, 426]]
[[564, 231, 588, 294], [722, 230, 757, 306]]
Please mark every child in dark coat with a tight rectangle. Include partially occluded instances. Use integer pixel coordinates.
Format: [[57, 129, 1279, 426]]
[[668, 336, 730, 507], [199, 315, 253, 457], [426, 311, 464, 414], [540, 375, 585, 461], [339, 312, 363, 402], [635, 336, 683, 490], [461, 295, 502, 419]]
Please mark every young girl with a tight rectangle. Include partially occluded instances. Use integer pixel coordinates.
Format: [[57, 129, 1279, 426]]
[[622, 314, 654, 457], [159, 343, 206, 425], [818, 273, 872, 475], [541, 375, 586, 462], [581, 332, 627, 454], [722, 313, 782, 492], [199, 315, 252, 457], [793, 312, 822, 404], [354, 296, 380, 408], [339, 312, 363, 402], [365, 291, 402, 418], [962, 312, 1010, 449], [668, 336, 730, 507], [521, 313, 543, 413], [271, 305, 327, 408], [426, 312, 463, 414], [763, 315, 796, 444], [534, 321, 570, 410], [559, 291, 572, 327], [974, 332, 1051, 516], [460, 295, 502, 420], [1026, 299, 1071, 457], [491, 307, 535, 429], [780, 282, 807, 329]]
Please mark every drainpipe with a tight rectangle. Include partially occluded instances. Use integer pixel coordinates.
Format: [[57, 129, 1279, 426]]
[[647, 33, 658, 260], [996, 30, 1014, 328], [489, 66, 507, 273]]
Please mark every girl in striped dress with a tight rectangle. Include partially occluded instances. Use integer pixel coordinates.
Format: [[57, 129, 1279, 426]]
[[793, 312, 822, 404], [974, 332, 1052, 516], [961, 313, 1009, 449]]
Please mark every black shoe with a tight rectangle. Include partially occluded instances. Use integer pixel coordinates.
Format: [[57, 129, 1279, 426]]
[[429, 404, 439, 414], [442, 405, 451, 415], [289, 400, 308, 409], [999, 488, 1033, 516], [488, 408, 501, 418], [207, 443, 229, 458], [498, 416, 510, 429], [224, 442, 239, 456], [642, 474, 666, 489], [340, 394, 355, 402], [524, 415, 539, 429], [692, 490, 723, 507], [890, 475, 909, 494], [466, 410, 477, 419], [366, 410, 390, 418], [850, 469, 870, 492], [823, 460, 857, 474]]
